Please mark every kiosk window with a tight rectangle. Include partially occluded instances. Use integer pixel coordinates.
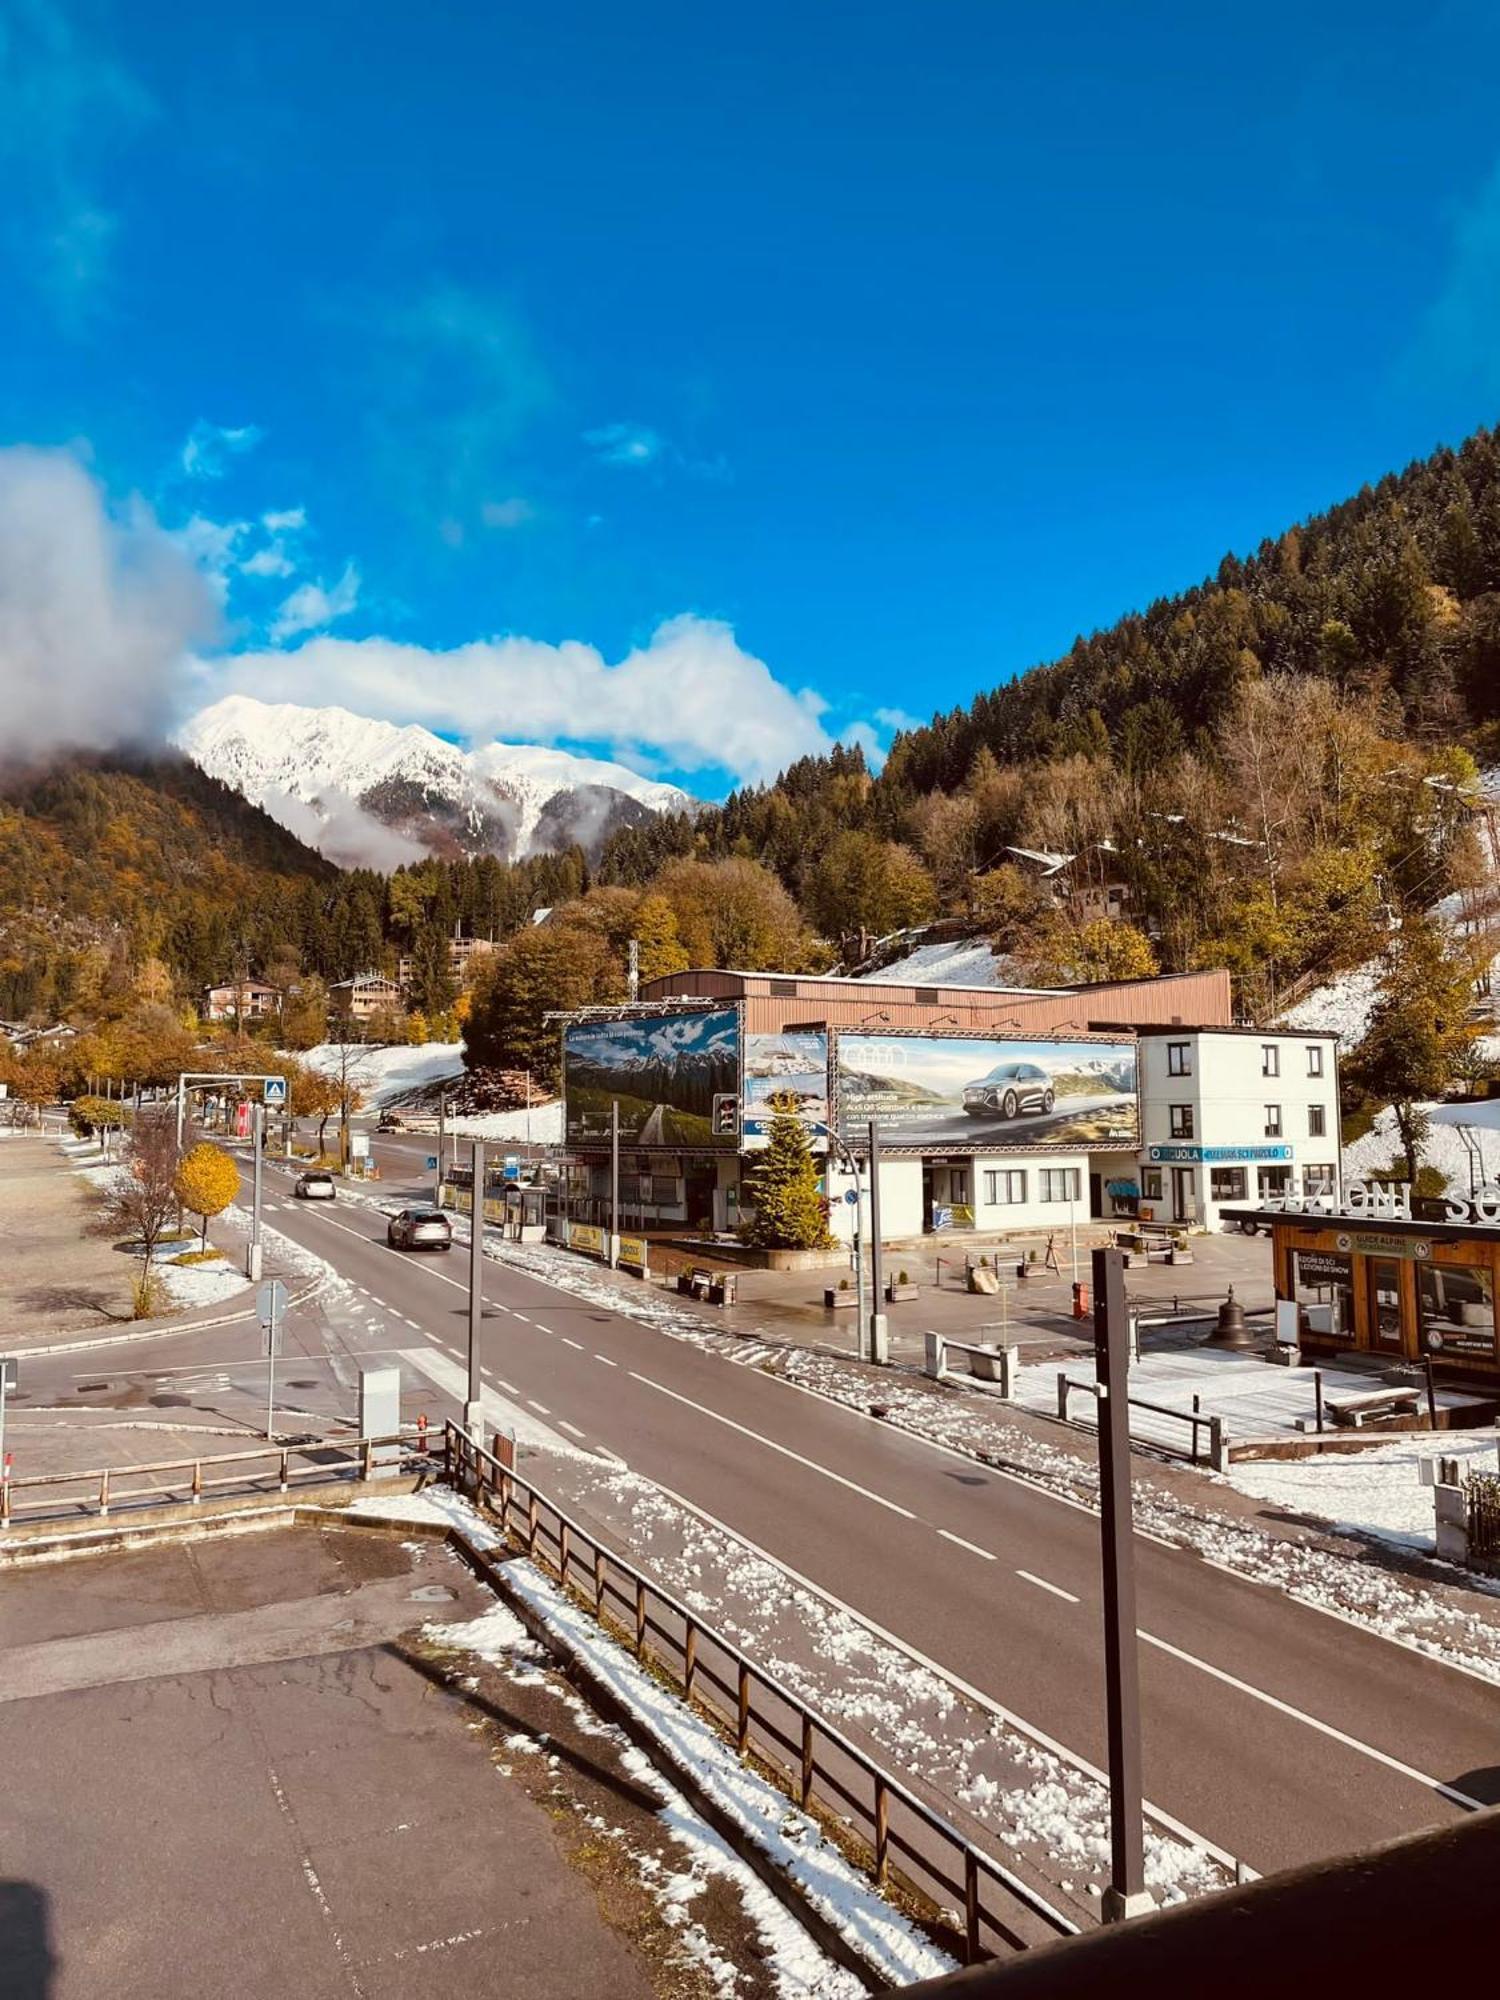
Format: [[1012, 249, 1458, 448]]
[[1418, 1263, 1497, 1362], [1293, 1249, 1354, 1341]]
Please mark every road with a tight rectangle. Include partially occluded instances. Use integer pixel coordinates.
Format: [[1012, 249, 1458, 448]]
[[15, 1140, 1500, 1894]]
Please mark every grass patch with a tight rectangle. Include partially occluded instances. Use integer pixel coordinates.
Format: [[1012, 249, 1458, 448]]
[[170, 1247, 227, 1266]]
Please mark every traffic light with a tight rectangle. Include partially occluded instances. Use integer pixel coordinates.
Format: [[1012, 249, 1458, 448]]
[[712, 1094, 740, 1139]]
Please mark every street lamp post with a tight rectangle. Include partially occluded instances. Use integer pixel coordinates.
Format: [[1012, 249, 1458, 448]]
[[247, 1101, 264, 1281], [1094, 1244, 1153, 1923], [466, 1138, 485, 1444], [866, 1119, 889, 1365], [609, 1098, 621, 1268]]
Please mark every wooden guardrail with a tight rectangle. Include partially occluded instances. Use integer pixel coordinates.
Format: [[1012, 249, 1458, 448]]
[[443, 1421, 1078, 1964], [0, 1427, 425, 1530]]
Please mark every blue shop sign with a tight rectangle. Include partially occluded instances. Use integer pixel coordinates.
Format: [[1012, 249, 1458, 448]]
[[1147, 1143, 1293, 1165]]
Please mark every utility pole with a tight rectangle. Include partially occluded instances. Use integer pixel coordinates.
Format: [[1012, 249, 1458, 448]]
[[609, 1099, 621, 1268], [866, 1119, 889, 1364], [435, 1094, 447, 1208], [466, 1139, 485, 1443], [1093, 1245, 1153, 1923], [851, 1155, 867, 1344], [247, 1102, 264, 1281]]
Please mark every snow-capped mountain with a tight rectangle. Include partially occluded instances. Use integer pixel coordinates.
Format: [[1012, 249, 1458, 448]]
[[175, 694, 694, 870]]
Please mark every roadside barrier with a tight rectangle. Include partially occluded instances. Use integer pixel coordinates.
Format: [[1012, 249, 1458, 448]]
[[443, 1420, 1079, 1962]]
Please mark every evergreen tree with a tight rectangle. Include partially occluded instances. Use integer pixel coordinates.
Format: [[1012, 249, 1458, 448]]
[[742, 1093, 832, 1249]]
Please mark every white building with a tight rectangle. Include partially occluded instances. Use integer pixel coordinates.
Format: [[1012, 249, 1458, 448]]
[[1135, 1027, 1341, 1231]]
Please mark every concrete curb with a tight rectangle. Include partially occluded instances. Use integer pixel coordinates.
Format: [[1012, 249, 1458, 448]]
[[8, 1269, 333, 1360]]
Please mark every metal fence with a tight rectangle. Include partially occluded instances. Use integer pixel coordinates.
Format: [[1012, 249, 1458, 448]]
[[1056, 1374, 1227, 1470], [0, 1429, 423, 1530], [443, 1422, 1077, 1964]]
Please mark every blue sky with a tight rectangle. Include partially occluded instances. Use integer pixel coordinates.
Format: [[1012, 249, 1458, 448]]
[[5, 0, 1500, 794]]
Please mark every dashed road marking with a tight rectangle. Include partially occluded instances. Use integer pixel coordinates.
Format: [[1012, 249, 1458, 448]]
[[559, 1420, 586, 1439], [1016, 1568, 1078, 1603], [937, 1528, 997, 1561]]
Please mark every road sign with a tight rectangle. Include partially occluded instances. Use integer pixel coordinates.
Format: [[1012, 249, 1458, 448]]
[[843, 1187, 859, 1206], [350, 1131, 370, 1159], [256, 1279, 289, 1327], [502, 1154, 521, 1183], [263, 1076, 287, 1106], [0, 1356, 17, 1391], [425, 1155, 438, 1172]]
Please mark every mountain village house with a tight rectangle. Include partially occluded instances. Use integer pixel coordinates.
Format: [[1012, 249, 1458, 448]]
[[202, 978, 282, 1024]]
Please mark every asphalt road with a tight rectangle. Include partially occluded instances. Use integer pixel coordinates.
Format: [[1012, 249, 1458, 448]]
[[18, 1141, 1500, 1892]]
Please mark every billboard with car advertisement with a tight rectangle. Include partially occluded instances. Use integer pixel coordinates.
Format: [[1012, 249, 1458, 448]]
[[835, 1032, 1138, 1150], [563, 1008, 741, 1148], [742, 1030, 830, 1150]]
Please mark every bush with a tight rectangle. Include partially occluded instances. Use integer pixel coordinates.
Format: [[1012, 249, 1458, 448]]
[[170, 1248, 227, 1266], [130, 1273, 165, 1319]]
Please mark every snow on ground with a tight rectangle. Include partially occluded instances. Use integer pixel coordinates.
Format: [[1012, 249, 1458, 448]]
[[854, 937, 1033, 990], [414, 1530, 915, 1994], [494, 1555, 957, 1987], [1230, 1433, 1500, 1553], [1344, 1098, 1500, 1194], [345, 1484, 504, 1549], [1277, 959, 1384, 1045], [153, 1248, 246, 1310], [297, 1040, 465, 1106], [447, 1102, 563, 1143]]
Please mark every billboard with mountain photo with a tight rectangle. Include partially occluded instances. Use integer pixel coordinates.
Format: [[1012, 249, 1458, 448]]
[[563, 1008, 741, 1147]]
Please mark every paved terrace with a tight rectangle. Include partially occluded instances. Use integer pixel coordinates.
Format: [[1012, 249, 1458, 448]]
[[0, 1521, 788, 2000]]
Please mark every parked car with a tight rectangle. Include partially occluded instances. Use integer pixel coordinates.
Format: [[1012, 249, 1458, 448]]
[[962, 1060, 1055, 1119], [376, 1111, 405, 1132], [387, 1207, 453, 1252], [294, 1170, 337, 1200]]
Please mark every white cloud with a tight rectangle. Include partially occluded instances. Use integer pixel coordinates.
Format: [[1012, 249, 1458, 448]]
[[206, 613, 863, 786], [261, 506, 306, 534], [240, 544, 295, 579], [270, 562, 361, 642], [585, 422, 663, 467], [174, 511, 248, 602], [181, 419, 263, 480], [840, 721, 886, 770], [259, 784, 429, 871], [0, 444, 216, 761], [874, 705, 923, 734], [481, 496, 535, 529]]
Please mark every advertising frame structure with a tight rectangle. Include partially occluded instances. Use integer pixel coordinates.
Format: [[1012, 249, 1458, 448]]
[[562, 1005, 742, 1151], [742, 1027, 831, 1151], [832, 1028, 1139, 1153]]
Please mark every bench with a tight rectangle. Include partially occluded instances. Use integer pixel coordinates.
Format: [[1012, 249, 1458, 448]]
[[677, 1267, 738, 1307], [1324, 1388, 1420, 1429]]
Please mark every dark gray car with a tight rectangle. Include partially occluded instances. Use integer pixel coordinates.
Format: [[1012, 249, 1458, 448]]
[[961, 1060, 1056, 1119]]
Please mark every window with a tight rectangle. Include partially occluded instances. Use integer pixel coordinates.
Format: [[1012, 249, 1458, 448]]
[[1167, 1041, 1191, 1077], [1210, 1166, 1247, 1202], [1418, 1261, 1497, 1361], [1169, 1104, 1194, 1138], [1258, 1164, 1292, 1199], [1264, 1104, 1282, 1137], [1293, 1248, 1354, 1341], [984, 1169, 1027, 1205], [1307, 1045, 1324, 1078], [1040, 1167, 1082, 1203], [1308, 1104, 1326, 1138], [769, 978, 796, 998], [1303, 1164, 1336, 1197], [1142, 1169, 1163, 1201], [1261, 1044, 1280, 1077]]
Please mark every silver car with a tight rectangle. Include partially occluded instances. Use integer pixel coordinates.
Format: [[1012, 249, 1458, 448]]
[[294, 1170, 337, 1200], [387, 1207, 453, 1252], [962, 1060, 1056, 1120]]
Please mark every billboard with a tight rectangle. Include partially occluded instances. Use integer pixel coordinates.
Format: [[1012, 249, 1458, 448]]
[[743, 1030, 830, 1150], [835, 1033, 1138, 1150], [564, 1007, 740, 1148]]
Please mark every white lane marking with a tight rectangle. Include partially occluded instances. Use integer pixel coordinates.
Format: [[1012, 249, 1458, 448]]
[[527, 1400, 550, 1416], [595, 1354, 618, 1367], [1017, 1569, 1079, 1604], [560, 1337, 584, 1351], [534, 1324, 555, 1336], [631, 1471, 1231, 1882], [402, 1317, 420, 1330], [937, 1528, 996, 1562], [628, 1372, 916, 1521], [499, 1379, 519, 1395], [512, 1313, 531, 1325], [559, 1420, 586, 1439], [1138, 1628, 1485, 1810]]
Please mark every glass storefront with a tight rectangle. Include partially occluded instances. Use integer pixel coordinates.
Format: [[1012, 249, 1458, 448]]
[[1367, 1258, 1404, 1353], [1291, 1248, 1355, 1342], [1418, 1261, 1497, 1363]]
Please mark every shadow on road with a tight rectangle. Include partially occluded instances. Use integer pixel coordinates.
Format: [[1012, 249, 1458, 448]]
[[0, 1881, 55, 1999]]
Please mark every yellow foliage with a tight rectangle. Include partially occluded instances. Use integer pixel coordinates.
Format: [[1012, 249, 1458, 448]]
[[173, 1142, 239, 1223]]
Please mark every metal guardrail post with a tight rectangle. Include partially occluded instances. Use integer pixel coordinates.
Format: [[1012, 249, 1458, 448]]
[[685, 1620, 698, 1700], [1191, 1393, 1200, 1466], [1057, 1371, 1070, 1420], [595, 1548, 606, 1618], [1210, 1416, 1227, 1473], [191, 1460, 202, 1502], [875, 1778, 891, 1886], [559, 1520, 571, 1585], [964, 1852, 980, 1961], [737, 1663, 751, 1754], [280, 1449, 290, 1493], [527, 1492, 539, 1555], [98, 1467, 109, 1517], [635, 1578, 647, 1655], [801, 1714, 814, 1807]]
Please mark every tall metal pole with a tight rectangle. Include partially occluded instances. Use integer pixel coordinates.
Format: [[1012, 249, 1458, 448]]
[[866, 1119, 889, 1364], [265, 1292, 278, 1442], [1093, 1245, 1153, 1922], [1069, 1185, 1079, 1284], [435, 1094, 446, 1208], [248, 1102, 265, 1280], [850, 1150, 867, 1349], [609, 1099, 621, 1268], [466, 1139, 485, 1442]]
